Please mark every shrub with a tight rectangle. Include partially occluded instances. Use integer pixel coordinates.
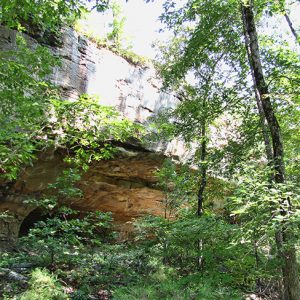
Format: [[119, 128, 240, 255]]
[[19, 269, 66, 300]]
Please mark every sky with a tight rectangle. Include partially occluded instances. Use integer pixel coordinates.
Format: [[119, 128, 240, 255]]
[[81, 0, 300, 59], [120, 0, 168, 57]]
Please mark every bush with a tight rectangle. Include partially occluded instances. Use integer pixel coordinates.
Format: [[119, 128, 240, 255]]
[[19, 269, 66, 300]]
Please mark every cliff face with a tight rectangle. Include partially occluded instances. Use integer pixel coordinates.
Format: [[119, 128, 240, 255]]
[[0, 26, 178, 246], [0, 26, 175, 123], [5, 149, 166, 242]]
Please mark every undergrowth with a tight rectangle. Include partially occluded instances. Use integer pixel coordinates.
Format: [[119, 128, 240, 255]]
[[1, 211, 270, 299]]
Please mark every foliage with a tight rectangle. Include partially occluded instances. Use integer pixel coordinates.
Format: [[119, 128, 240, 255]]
[[1, 209, 248, 299], [18, 209, 113, 267], [228, 163, 300, 248], [158, 0, 299, 182], [19, 268, 66, 300], [155, 159, 197, 218], [49, 94, 143, 170], [155, 0, 300, 297], [134, 213, 260, 287], [0, 35, 59, 180], [0, 0, 109, 31], [113, 278, 241, 300], [260, 36, 300, 182], [107, 0, 126, 48], [1, 218, 154, 298], [0, 34, 143, 180], [1, 0, 300, 298], [73, 8, 149, 66], [159, 0, 246, 87]]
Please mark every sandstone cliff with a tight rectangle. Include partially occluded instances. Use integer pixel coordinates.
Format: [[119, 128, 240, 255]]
[[0, 26, 176, 122], [0, 26, 179, 246]]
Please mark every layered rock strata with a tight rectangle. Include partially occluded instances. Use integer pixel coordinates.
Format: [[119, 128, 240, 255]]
[[0, 26, 178, 246], [0, 25, 176, 123], [0, 149, 166, 246]]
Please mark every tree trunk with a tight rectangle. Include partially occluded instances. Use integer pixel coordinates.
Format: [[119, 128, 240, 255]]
[[196, 123, 206, 269], [241, 1, 300, 299], [196, 96, 208, 271], [197, 123, 207, 217], [241, 7, 273, 167], [284, 11, 299, 46]]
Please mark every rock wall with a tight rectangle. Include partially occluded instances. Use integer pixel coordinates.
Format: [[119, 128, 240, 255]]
[[1, 148, 166, 244], [0, 26, 178, 246], [0, 25, 176, 123]]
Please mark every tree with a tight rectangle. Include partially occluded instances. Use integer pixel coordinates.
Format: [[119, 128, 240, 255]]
[[0, 36, 59, 180], [241, 1, 300, 298], [107, 0, 126, 49], [0, 0, 109, 30], [159, 0, 300, 298]]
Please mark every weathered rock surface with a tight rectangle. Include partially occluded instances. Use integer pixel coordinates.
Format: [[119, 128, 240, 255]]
[[0, 148, 166, 245], [0, 25, 177, 123], [0, 25, 180, 246]]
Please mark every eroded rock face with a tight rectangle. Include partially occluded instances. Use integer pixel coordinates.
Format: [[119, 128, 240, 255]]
[[0, 26, 177, 246], [15, 148, 166, 220], [0, 148, 166, 246], [0, 25, 177, 124]]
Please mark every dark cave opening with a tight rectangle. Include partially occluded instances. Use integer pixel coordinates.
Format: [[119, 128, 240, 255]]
[[19, 209, 50, 237]]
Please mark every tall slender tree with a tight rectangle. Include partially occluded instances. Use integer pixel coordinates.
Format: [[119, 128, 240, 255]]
[[241, 1, 300, 298], [159, 0, 300, 298]]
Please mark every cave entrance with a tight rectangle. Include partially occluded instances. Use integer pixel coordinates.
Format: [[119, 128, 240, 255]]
[[19, 209, 50, 237]]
